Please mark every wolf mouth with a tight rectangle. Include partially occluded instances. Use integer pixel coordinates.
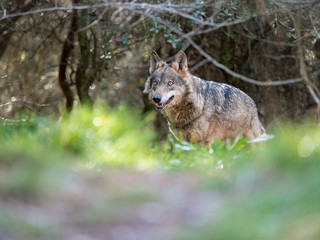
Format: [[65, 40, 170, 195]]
[[156, 96, 174, 110]]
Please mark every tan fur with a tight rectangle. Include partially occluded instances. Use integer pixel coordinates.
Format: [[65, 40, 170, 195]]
[[144, 50, 265, 146]]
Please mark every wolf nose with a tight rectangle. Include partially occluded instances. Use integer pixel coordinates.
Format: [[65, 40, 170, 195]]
[[153, 94, 161, 104]]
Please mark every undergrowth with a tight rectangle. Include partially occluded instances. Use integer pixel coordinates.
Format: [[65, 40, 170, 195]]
[[0, 104, 320, 240]]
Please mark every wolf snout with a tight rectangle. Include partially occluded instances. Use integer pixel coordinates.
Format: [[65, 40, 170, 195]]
[[153, 94, 161, 103]]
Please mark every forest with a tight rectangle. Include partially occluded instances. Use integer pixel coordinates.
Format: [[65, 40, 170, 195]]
[[1, 0, 320, 239]]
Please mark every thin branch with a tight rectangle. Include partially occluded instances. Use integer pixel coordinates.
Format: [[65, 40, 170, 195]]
[[0, 102, 11, 108], [277, 0, 320, 5], [237, 31, 296, 47], [162, 41, 191, 63], [274, 0, 320, 125], [155, 17, 303, 86], [12, 99, 51, 108], [77, 7, 108, 32], [0, 1, 276, 32], [298, 48, 320, 102], [277, 19, 295, 31], [126, 9, 149, 29], [307, 85, 320, 104], [264, 54, 297, 60], [190, 59, 209, 72], [1, 5, 102, 20], [310, 14, 320, 38], [282, 2, 320, 104], [28, 16, 68, 60]]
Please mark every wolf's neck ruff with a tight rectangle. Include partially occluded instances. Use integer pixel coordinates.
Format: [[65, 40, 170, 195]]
[[144, 50, 265, 146], [164, 101, 201, 130]]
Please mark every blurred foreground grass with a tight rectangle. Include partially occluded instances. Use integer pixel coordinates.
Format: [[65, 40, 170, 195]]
[[0, 104, 320, 240]]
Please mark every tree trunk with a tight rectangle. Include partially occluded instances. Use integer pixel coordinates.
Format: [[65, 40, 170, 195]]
[[75, 9, 92, 105], [58, 1, 78, 112]]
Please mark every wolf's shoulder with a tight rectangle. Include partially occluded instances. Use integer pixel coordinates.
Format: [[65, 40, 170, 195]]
[[206, 80, 239, 92], [193, 76, 244, 95], [208, 80, 251, 98]]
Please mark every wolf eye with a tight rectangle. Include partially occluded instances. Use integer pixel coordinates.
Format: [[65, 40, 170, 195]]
[[153, 81, 158, 86], [168, 81, 173, 86]]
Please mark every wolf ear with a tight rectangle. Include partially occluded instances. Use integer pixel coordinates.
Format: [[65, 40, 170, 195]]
[[171, 50, 188, 77], [149, 51, 165, 74]]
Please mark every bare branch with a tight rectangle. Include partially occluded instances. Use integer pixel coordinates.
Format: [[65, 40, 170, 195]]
[[0, 4, 102, 21], [310, 14, 320, 38], [264, 54, 297, 60], [0, 102, 11, 108], [282, 2, 320, 104], [277, 19, 295, 31], [238, 31, 296, 47], [190, 59, 209, 72], [0, 1, 272, 32], [77, 7, 108, 32], [12, 99, 51, 108], [155, 17, 303, 86]]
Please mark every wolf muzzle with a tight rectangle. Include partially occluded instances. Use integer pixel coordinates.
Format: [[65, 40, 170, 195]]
[[152, 94, 174, 110]]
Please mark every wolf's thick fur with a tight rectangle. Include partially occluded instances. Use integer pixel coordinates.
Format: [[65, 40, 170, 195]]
[[144, 50, 265, 146]]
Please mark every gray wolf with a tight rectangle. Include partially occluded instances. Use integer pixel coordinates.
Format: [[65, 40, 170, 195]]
[[144, 50, 265, 146]]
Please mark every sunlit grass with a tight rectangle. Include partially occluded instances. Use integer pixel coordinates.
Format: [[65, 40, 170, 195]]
[[1, 104, 319, 175], [158, 136, 251, 175], [55, 104, 158, 169], [0, 103, 256, 173]]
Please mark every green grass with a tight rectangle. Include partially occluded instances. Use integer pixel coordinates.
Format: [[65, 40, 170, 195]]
[[0, 103, 320, 239]]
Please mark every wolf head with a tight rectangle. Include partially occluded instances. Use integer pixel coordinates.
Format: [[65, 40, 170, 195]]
[[144, 50, 191, 110]]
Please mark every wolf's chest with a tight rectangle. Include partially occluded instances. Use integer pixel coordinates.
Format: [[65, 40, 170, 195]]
[[162, 104, 200, 128]]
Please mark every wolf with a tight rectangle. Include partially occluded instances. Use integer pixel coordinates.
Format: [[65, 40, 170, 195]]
[[143, 50, 265, 146]]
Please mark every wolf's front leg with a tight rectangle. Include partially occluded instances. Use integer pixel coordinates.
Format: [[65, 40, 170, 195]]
[[183, 131, 204, 146]]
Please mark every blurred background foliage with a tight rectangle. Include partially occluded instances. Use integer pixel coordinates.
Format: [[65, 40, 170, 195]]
[[1, 0, 320, 122], [1, 0, 320, 239]]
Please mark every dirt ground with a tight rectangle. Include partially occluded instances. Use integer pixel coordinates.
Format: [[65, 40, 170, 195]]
[[1, 169, 221, 240]]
